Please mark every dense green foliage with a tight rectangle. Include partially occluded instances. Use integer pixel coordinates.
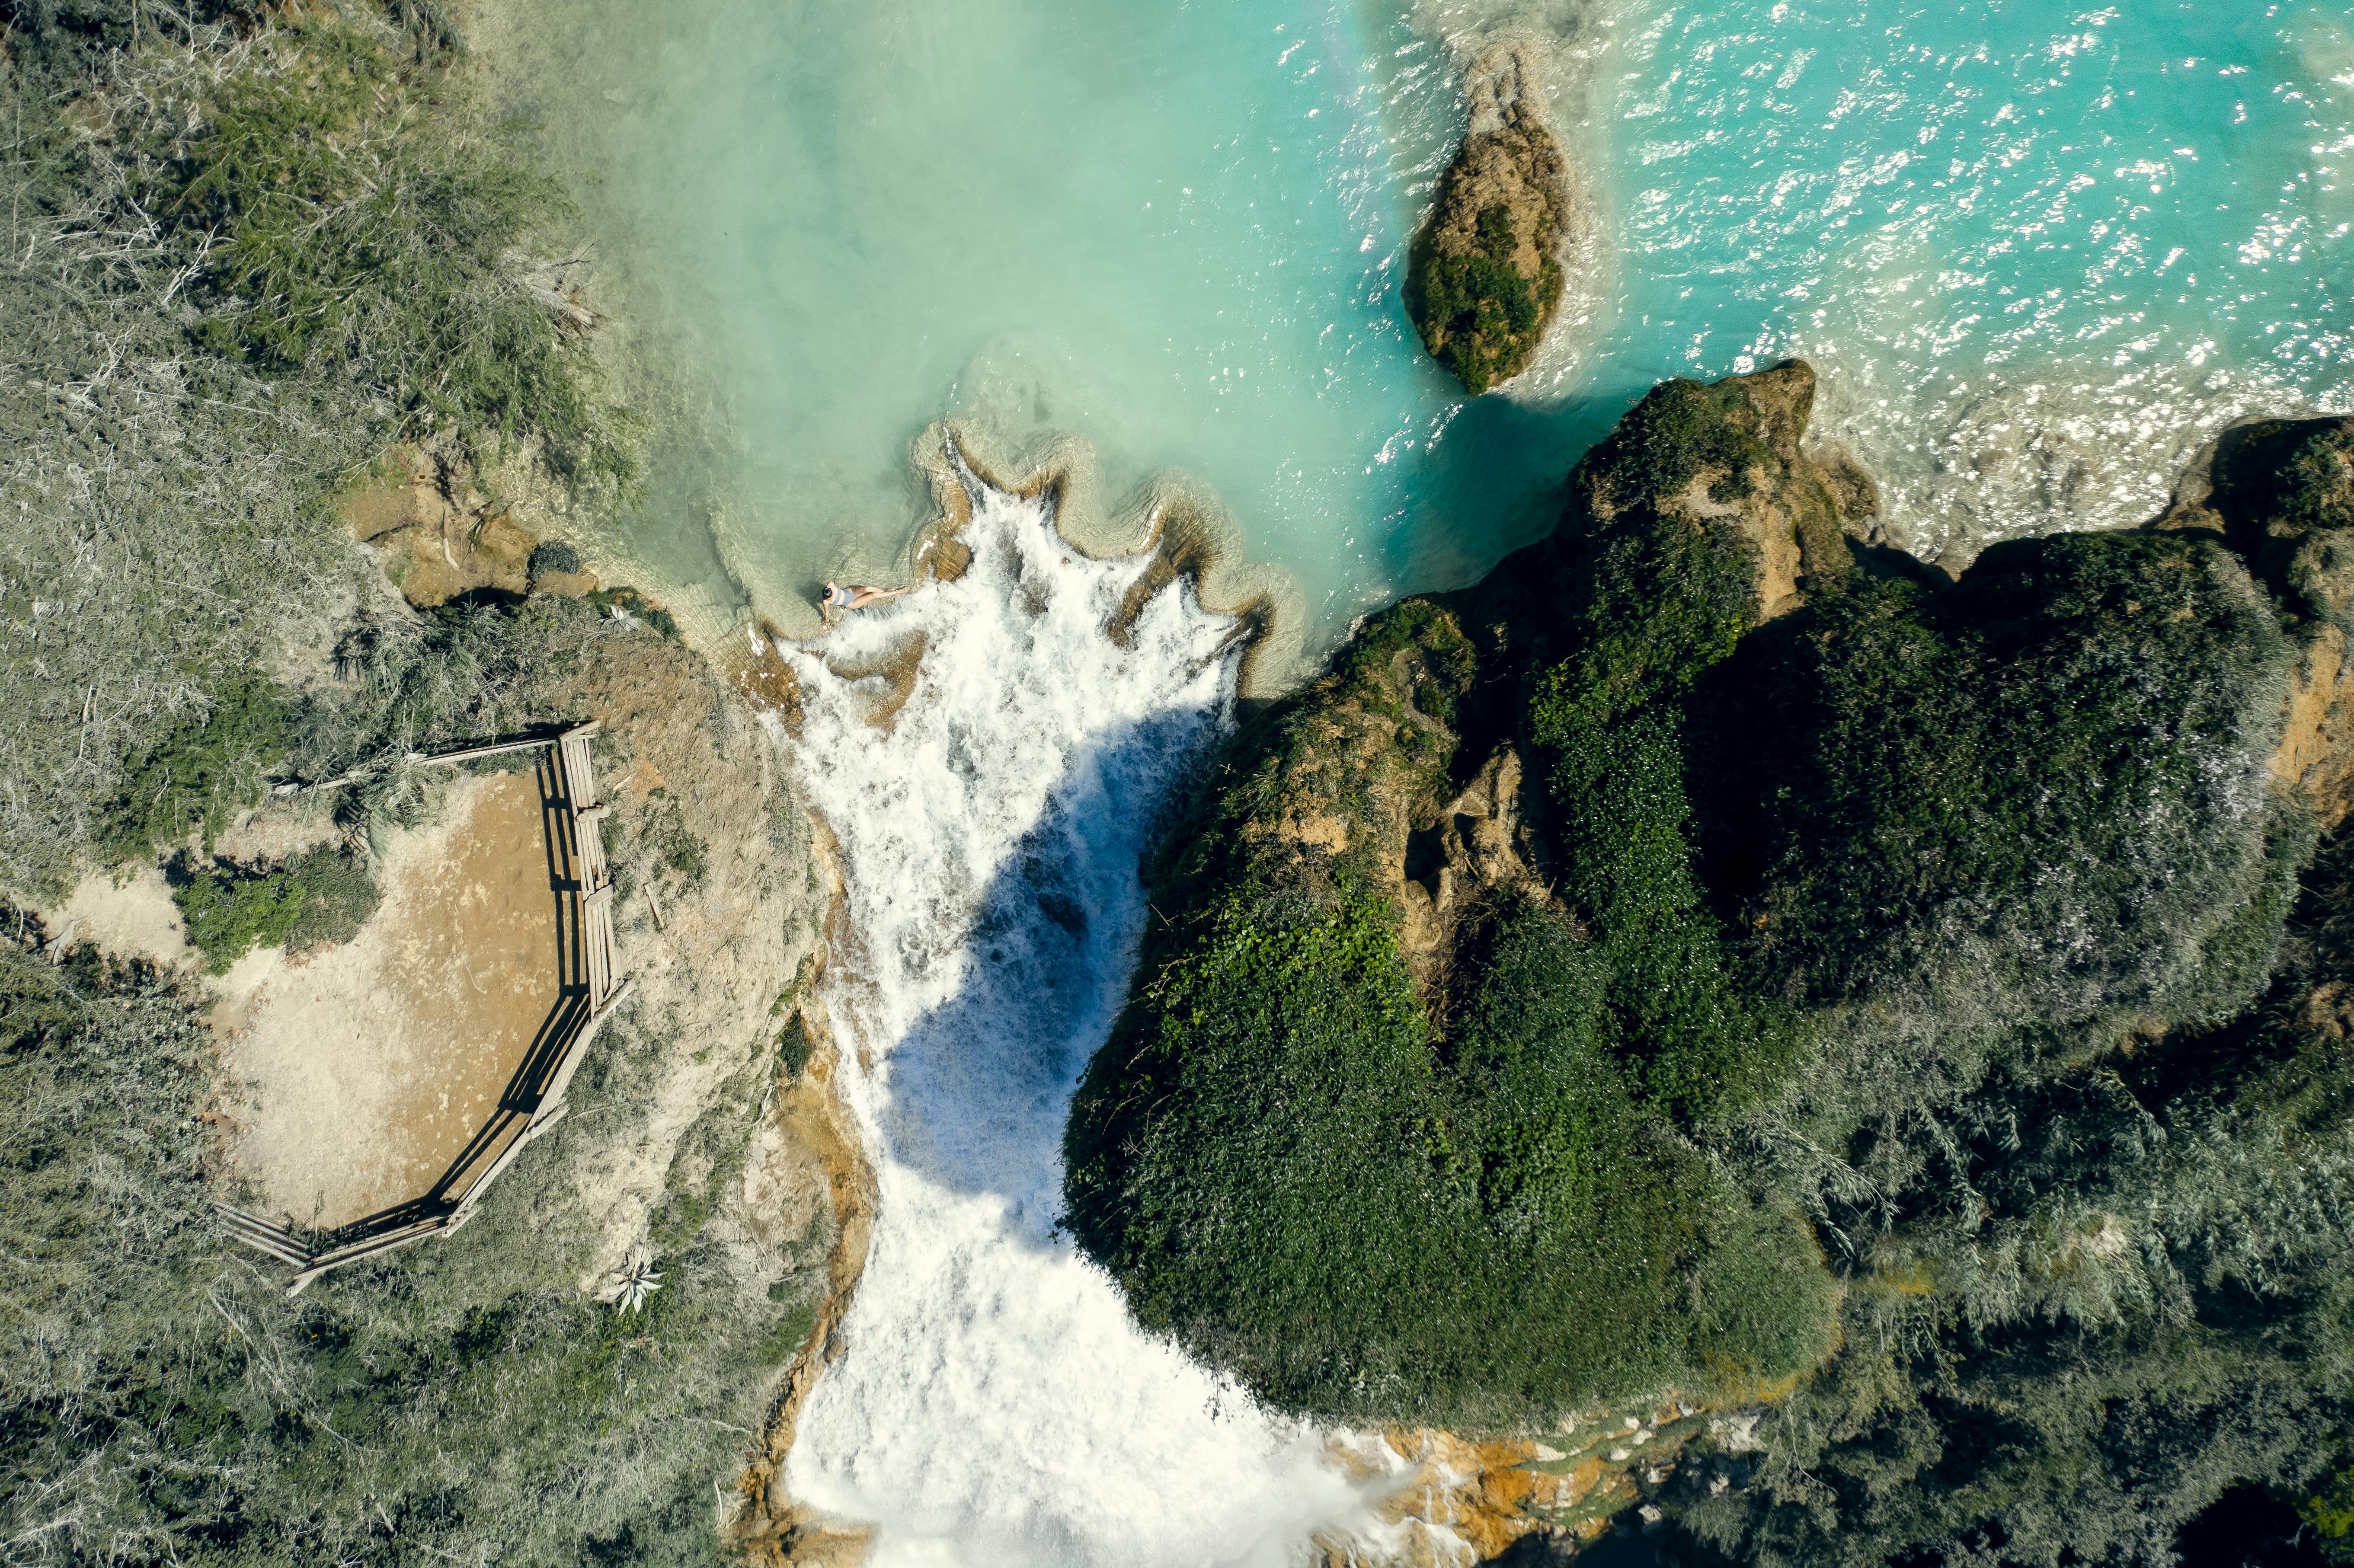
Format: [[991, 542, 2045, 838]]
[[1072, 363, 2349, 1563], [1065, 473, 1841, 1424], [97, 681, 293, 864], [0, 935, 818, 1567], [170, 844, 380, 971], [1525, 416, 1801, 1127], [1409, 201, 1559, 393], [1678, 834, 2354, 1563], [1731, 534, 2298, 1032]]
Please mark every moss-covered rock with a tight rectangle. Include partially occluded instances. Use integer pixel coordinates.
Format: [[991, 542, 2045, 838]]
[[1068, 359, 2338, 1443], [1720, 532, 2300, 1041], [1062, 367, 1871, 1428], [1406, 94, 1569, 394]]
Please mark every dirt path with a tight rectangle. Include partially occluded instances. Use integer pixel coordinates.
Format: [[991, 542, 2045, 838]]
[[217, 772, 564, 1229]]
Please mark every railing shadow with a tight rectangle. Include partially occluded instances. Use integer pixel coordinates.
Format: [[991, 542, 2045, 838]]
[[217, 723, 631, 1293]]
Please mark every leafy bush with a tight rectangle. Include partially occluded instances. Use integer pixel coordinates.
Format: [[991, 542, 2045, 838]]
[[1522, 416, 1802, 1127], [528, 538, 583, 578], [1729, 533, 2297, 1036], [96, 681, 294, 865], [170, 845, 379, 972], [1064, 881, 1811, 1426]]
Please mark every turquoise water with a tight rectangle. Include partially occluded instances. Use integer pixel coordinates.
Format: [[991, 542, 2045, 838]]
[[507, 0, 2354, 647]]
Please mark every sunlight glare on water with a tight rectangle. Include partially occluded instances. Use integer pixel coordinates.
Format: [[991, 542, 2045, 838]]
[[504, 0, 2354, 638]]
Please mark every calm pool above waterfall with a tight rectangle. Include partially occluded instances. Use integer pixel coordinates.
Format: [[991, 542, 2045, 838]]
[[508, 0, 2354, 648]]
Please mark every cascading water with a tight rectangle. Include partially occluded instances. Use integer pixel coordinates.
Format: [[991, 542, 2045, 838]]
[[776, 473, 1401, 1566]]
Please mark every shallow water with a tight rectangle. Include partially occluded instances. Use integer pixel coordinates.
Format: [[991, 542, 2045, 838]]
[[509, 0, 2354, 642]]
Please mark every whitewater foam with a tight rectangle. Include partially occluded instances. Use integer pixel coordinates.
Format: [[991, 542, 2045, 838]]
[[778, 474, 1398, 1566]]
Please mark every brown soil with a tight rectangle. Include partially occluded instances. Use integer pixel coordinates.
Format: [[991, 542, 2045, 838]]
[[218, 771, 563, 1229]]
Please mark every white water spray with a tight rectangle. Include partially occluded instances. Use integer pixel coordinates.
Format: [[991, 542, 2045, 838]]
[[778, 475, 1398, 1566]]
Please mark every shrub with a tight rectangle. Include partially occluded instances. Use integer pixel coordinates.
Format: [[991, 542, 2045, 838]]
[[1066, 576, 1836, 1424], [1730, 533, 2297, 1035], [151, 19, 630, 483], [1522, 430, 1801, 1127], [96, 681, 293, 865], [528, 538, 583, 578], [170, 845, 379, 972], [1064, 886, 1789, 1426]]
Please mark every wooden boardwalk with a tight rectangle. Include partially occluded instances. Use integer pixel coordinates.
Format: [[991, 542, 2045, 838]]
[[218, 721, 634, 1294]]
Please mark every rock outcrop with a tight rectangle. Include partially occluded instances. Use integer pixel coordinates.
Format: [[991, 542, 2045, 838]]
[[1406, 51, 1571, 393], [2156, 416, 2354, 827]]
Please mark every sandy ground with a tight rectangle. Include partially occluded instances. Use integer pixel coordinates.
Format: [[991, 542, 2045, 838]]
[[42, 864, 196, 969], [215, 772, 564, 1229]]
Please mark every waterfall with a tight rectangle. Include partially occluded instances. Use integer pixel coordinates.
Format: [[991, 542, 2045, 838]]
[[777, 473, 1405, 1566]]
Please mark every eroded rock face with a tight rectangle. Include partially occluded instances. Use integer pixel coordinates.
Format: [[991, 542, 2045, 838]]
[[1461, 359, 1875, 656], [2157, 417, 2354, 827], [1406, 52, 1570, 393]]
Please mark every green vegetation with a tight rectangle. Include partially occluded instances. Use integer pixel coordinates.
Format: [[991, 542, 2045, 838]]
[[97, 681, 295, 864], [0, 15, 820, 1561], [1409, 201, 1561, 394], [1731, 533, 2298, 1035], [1, 0, 626, 898], [528, 537, 584, 578], [1065, 491, 1838, 1423], [0, 934, 821, 1567], [1678, 832, 2354, 1563], [170, 844, 380, 971], [1073, 366, 2354, 1559]]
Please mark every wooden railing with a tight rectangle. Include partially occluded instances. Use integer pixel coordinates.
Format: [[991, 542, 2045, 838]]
[[218, 720, 633, 1294]]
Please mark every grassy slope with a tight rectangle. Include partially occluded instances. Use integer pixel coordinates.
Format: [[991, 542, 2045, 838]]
[[0, 0, 627, 897]]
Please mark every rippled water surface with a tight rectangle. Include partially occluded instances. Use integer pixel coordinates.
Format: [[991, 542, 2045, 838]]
[[507, 0, 2354, 640]]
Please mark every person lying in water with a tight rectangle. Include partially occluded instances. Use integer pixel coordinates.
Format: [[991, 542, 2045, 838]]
[[820, 580, 912, 628]]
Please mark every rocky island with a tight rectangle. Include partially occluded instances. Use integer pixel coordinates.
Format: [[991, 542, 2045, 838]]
[[1405, 54, 1573, 393]]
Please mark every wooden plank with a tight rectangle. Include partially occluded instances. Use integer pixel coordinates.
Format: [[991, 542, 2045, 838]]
[[286, 1217, 448, 1296], [214, 1204, 313, 1266], [588, 903, 615, 1002], [536, 976, 633, 1116], [559, 719, 601, 741], [559, 738, 595, 802], [587, 931, 610, 1005], [448, 1121, 537, 1219], [448, 1096, 577, 1229], [407, 736, 558, 766]]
